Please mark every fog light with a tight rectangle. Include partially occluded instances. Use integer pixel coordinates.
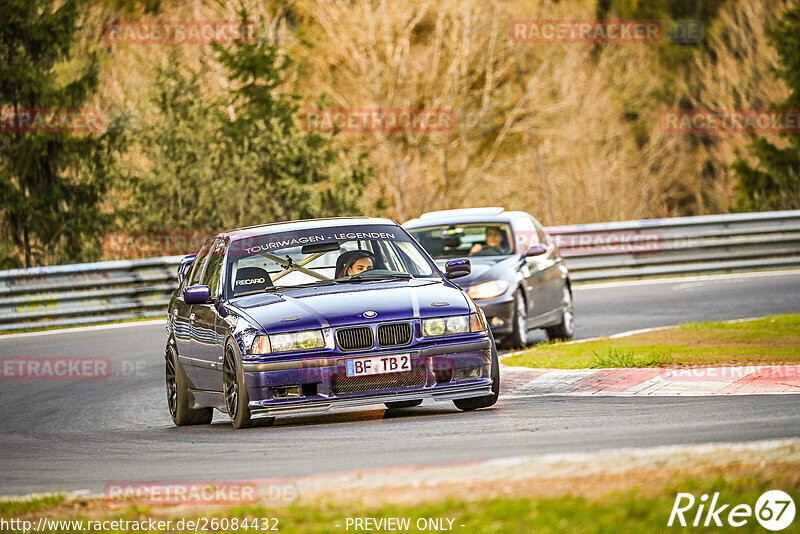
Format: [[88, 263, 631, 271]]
[[270, 385, 302, 398], [490, 317, 504, 326], [454, 367, 483, 381]]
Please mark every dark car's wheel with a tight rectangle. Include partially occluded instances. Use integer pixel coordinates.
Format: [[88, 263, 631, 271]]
[[454, 334, 500, 411], [385, 400, 423, 410], [506, 290, 529, 349], [223, 341, 275, 430], [223, 342, 251, 429], [546, 285, 575, 341], [166, 344, 213, 426]]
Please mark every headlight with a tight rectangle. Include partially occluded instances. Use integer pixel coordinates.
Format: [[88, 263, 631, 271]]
[[423, 314, 485, 337], [251, 329, 325, 354], [467, 280, 509, 300]]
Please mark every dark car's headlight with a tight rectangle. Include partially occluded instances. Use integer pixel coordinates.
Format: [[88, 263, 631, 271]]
[[251, 329, 326, 354], [467, 280, 509, 300], [422, 313, 486, 337]]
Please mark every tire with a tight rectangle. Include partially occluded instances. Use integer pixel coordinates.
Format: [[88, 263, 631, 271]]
[[546, 285, 575, 341], [454, 333, 500, 411], [223, 341, 276, 429], [385, 400, 423, 409], [506, 290, 529, 349], [165, 344, 213, 426]]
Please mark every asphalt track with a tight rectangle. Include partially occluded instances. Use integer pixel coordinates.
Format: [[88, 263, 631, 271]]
[[1, 270, 799, 496]]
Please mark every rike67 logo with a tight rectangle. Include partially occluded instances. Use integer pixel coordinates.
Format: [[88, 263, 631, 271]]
[[669, 490, 796, 531]]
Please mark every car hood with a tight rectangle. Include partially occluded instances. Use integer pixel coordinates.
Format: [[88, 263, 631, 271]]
[[227, 278, 471, 333], [434, 256, 519, 289]]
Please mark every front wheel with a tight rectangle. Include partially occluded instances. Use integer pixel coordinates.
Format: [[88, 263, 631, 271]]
[[506, 290, 529, 349], [546, 285, 575, 341], [223, 342, 276, 429], [165, 344, 213, 426], [454, 334, 500, 411]]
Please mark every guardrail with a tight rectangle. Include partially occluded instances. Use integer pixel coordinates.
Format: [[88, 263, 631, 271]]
[[1, 210, 799, 332]]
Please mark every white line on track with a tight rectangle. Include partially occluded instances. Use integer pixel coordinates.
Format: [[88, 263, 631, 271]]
[[574, 268, 800, 290], [0, 319, 165, 339]]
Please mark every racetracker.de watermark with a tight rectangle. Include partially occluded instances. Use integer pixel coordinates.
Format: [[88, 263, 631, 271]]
[[1, 357, 111, 380], [103, 481, 297, 505], [663, 365, 800, 381], [103, 232, 218, 257], [661, 110, 800, 133], [103, 21, 259, 44], [509, 19, 702, 44], [550, 231, 664, 255], [0, 108, 104, 133], [300, 108, 455, 132]]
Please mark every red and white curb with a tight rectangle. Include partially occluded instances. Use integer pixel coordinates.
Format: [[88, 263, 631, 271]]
[[499, 365, 800, 396]]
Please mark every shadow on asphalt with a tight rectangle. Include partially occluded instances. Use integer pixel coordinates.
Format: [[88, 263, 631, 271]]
[[180, 405, 487, 432]]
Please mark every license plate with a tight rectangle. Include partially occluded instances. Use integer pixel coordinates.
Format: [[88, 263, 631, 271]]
[[345, 354, 412, 377]]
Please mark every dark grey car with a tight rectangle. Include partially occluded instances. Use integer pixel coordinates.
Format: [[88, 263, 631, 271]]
[[404, 208, 574, 347]]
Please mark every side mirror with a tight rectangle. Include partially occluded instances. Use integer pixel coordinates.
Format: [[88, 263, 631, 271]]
[[184, 285, 211, 304], [177, 254, 196, 285], [445, 258, 471, 279], [525, 244, 548, 257]]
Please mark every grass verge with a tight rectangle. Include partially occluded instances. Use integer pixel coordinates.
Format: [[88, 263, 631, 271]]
[[503, 314, 800, 369], [2, 464, 798, 533]]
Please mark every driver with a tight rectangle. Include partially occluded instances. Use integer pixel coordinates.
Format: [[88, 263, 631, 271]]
[[469, 226, 506, 255], [347, 254, 374, 275]]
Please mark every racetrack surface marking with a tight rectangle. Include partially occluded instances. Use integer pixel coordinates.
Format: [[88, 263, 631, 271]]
[[500, 364, 800, 396], [572, 268, 800, 290]]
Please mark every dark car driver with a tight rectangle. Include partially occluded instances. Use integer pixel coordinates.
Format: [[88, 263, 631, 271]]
[[469, 226, 507, 255]]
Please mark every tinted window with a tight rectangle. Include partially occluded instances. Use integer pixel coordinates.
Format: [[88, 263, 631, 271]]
[[187, 240, 214, 286], [408, 223, 513, 258], [532, 218, 548, 244], [513, 217, 540, 252], [201, 238, 226, 296]]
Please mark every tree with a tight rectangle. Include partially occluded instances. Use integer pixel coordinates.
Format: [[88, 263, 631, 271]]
[[732, 0, 800, 211], [212, 14, 371, 227], [0, 0, 119, 268], [117, 64, 221, 232], [118, 14, 372, 239]]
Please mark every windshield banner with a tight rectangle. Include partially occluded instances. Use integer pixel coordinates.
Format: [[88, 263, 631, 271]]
[[229, 225, 407, 257]]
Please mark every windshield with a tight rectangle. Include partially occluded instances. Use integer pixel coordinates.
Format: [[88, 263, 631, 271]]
[[226, 224, 438, 297], [408, 223, 514, 259]]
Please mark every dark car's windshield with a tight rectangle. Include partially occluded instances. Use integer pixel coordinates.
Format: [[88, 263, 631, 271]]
[[226, 224, 437, 297], [408, 223, 514, 259]]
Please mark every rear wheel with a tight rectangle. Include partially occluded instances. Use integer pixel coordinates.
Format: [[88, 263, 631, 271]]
[[454, 334, 500, 411], [165, 344, 212, 426], [385, 400, 423, 409], [546, 285, 575, 341]]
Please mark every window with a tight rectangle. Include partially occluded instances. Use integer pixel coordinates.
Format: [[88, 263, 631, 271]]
[[187, 240, 214, 286], [201, 239, 226, 296], [226, 225, 438, 296], [532, 218, 548, 244], [512, 217, 540, 253], [408, 223, 514, 258]]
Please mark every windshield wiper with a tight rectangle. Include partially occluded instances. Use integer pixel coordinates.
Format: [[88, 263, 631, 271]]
[[335, 273, 413, 283]]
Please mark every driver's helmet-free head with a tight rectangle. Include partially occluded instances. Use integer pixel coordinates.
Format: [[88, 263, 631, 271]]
[[335, 250, 377, 278], [484, 226, 510, 250]]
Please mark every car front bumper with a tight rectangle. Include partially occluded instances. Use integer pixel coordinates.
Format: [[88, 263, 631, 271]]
[[241, 338, 494, 417], [472, 298, 515, 336]]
